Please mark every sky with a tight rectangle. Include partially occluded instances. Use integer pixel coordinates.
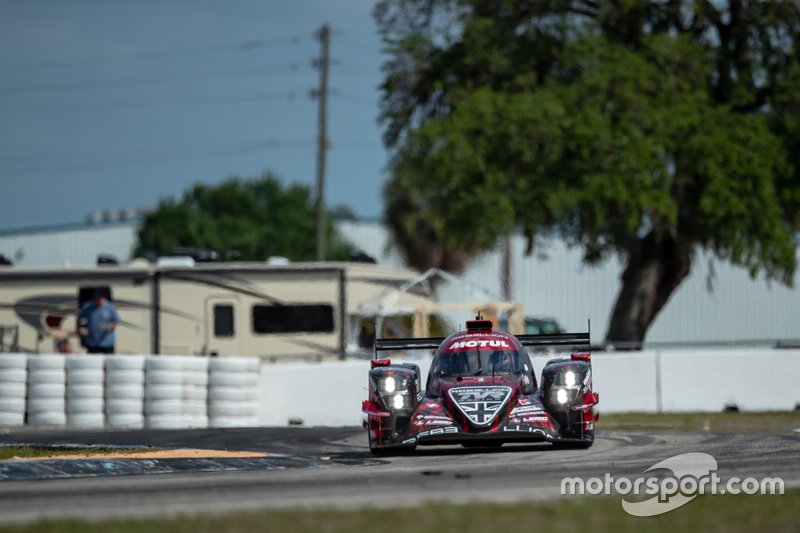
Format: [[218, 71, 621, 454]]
[[0, 0, 387, 232]]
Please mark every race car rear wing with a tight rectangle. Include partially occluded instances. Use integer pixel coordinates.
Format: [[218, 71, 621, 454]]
[[375, 331, 591, 354]]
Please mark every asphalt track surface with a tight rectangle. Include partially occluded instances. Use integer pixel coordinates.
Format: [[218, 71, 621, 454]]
[[0, 426, 798, 524]]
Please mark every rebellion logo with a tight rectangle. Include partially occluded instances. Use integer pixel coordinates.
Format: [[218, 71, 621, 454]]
[[448, 386, 512, 426]]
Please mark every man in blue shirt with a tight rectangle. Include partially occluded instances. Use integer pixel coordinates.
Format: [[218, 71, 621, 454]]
[[77, 290, 121, 354]]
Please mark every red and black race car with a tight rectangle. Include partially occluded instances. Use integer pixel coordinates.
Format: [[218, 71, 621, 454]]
[[362, 318, 599, 455]]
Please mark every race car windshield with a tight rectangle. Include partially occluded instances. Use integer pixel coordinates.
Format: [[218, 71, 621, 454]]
[[436, 350, 522, 377]]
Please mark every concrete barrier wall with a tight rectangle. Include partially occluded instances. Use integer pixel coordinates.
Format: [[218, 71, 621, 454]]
[[257, 349, 800, 427], [2, 349, 798, 429]]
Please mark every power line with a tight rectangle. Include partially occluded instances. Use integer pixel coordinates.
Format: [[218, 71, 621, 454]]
[[0, 138, 315, 175], [3, 34, 314, 74], [334, 64, 380, 77], [0, 92, 306, 115], [0, 63, 309, 96]]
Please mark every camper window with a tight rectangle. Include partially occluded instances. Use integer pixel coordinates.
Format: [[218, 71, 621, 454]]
[[213, 305, 235, 337], [252, 304, 334, 334]]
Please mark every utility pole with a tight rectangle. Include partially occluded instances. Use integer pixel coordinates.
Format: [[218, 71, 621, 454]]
[[314, 24, 330, 261], [501, 234, 512, 301]]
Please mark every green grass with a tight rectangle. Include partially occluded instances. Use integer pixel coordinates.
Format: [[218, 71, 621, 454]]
[[3, 491, 798, 533], [598, 410, 800, 433], [0, 446, 159, 461]]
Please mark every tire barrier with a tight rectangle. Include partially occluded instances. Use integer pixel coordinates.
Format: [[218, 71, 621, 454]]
[[208, 357, 260, 427], [181, 356, 209, 428], [0, 354, 27, 426], [144, 356, 185, 429], [105, 355, 145, 428], [0, 353, 262, 429], [26, 355, 66, 426], [66, 355, 105, 428]]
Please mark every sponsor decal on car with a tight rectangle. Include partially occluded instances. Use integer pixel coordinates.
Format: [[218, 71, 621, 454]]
[[518, 416, 549, 423], [504, 426, 548, 435], [447, 339, 511, 351], [448, 386, 512, 426], [510, 405, 545, 415], [414, 414, 455, 426], [404, 425, 460, 444]]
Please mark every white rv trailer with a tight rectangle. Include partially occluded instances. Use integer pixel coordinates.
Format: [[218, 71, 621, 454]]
[[0, 261, 434, 361]]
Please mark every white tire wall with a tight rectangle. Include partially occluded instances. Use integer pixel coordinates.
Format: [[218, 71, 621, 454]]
[[181, 356, 209, 428], [66, 355, 105, 427], [0, 354, 27, 426], [105, 355, 145, 428], [26, 355, 66, 426], [144, 356, 184, 428], [208, 357, 260, 428]]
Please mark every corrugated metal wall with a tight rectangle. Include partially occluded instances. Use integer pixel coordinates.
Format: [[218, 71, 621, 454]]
[[1, 219, 797, 344], [338, 221, 800, 345], [0, 222, 138, 267]]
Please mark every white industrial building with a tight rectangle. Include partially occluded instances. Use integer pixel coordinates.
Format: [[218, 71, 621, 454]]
[[1, 218, 798, 346]]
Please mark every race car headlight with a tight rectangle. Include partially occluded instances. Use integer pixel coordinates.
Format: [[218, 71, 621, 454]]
[[382, 376, 396, 393], [564, 371, 576, 387], [375, 375, 413, 411], [392, 394, 405, 409], [556, 388, 568, 404], [379, 376, 408, 393]]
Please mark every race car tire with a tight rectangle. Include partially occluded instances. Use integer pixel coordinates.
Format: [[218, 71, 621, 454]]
[[0, 354, 27, 370]]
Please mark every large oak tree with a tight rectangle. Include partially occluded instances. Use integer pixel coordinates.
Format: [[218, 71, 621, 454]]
[[376, 0, 800, 345]]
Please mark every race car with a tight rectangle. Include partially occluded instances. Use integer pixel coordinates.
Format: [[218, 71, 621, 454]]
[[362, 318, 599, 454]]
